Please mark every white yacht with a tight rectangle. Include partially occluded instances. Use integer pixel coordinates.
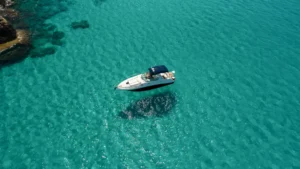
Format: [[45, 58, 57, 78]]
[[115, 65, 175, 91]]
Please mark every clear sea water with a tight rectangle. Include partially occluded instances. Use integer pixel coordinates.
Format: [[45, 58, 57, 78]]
[[1, 0, 300, 168]]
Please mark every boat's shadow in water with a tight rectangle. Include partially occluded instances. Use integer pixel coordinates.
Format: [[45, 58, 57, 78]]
[[119, 91, 177, 119]]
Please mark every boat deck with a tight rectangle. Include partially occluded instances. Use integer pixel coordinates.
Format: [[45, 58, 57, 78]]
[[162, 72, 175, 79]]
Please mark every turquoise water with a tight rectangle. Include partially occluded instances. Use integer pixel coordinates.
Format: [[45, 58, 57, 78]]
[[1, 0, 300, 168]]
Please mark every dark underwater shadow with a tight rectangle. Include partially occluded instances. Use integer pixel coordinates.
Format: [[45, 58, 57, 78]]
[[119, 91, 177, 119]]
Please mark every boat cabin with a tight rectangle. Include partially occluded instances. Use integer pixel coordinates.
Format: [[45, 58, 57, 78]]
[[148, 65, 169, 76], [142, 65, 171, 81]]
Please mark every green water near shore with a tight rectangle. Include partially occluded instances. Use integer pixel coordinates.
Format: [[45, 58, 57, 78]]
[[1, 0, 300, 168]]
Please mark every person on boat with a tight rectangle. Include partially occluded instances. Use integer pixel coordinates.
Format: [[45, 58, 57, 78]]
[[146, 73, 151, 79]]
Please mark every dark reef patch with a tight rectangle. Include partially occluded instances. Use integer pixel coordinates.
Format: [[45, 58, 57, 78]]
[[51, 31, 65, 46], [29, 23, 65, 57], [119, 91, 177, 119], [92, 0, 106, 6], [71, 20, 89, 29], [30, 46, 56, 58], [51, 39, 64, 46], [52, 31, 65, 40]]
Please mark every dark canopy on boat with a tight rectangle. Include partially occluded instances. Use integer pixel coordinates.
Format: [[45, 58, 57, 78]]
[[148, 65, 169, 75]]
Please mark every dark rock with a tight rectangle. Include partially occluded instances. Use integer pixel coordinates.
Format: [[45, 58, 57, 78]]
[[51, 39, 64, 46], [0, 16, 17, 44], [0, 44, 31, 62], [0, 0, 6, 8], [71, 20, 89, 29], [0, 8, 19, 21], [5, 0, 14, 7], [6, 0, 15, 7], [31, 47, 56, 58]]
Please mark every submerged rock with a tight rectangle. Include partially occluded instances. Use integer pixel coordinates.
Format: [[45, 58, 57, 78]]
[[71, 20, 89, 29], [51, 39, 64, 46], [0, 8, 19, 21], [30, 47, 56, 58], [0, 43, 30, 62], [52, 31, 64, 40], [51, 31, 65, 46]]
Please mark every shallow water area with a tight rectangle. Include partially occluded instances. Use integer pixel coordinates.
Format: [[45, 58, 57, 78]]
[[1, 0, 300, 168]]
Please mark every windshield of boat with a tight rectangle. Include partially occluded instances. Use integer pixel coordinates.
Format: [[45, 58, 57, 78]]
[[141, 73, 159, 81], [141, 73, 150, 81]]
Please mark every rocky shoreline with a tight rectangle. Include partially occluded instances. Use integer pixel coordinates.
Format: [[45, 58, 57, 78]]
[[0, 0, 91, 63], [0, 0, 30, 61]]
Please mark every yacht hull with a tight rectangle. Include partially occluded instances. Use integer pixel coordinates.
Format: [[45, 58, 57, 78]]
[[131, 82, 174, 91], [115, 67, 175, 91]]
